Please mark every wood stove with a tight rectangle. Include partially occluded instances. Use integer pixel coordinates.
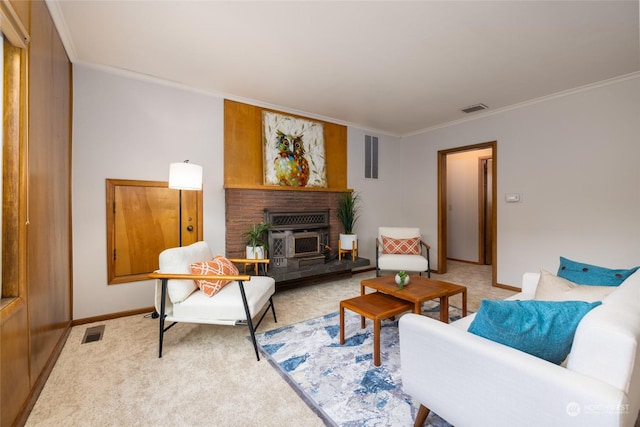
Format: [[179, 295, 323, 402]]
[[265, 209, 330, 268]]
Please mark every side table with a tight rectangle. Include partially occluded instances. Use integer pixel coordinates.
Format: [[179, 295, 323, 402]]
[[340, 292, 413, 366]]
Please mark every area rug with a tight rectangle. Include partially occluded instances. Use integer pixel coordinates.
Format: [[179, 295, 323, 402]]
[[255, 301, 462, 427]]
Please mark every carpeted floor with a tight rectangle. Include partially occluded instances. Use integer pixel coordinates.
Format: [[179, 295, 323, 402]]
[[25, 261, 515, 426]]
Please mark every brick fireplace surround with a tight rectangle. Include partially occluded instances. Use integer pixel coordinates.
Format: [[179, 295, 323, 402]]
[[225, 188, 346, 260]]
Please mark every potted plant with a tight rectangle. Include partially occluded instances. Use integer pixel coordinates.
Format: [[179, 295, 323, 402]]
[[337, 191, 361, 255], [395, 270, 410, 289], [243, 222, 272, 259]]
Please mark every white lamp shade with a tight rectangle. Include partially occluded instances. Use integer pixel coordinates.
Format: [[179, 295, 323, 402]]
[[169, 162, 203, 190]]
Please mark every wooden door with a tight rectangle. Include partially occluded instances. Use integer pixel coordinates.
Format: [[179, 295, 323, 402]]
[[107, 179, 202, 284]]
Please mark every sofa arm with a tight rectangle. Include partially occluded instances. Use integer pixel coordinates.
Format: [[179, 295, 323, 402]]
[[521, 271, 540, 294], [399, 314, 628, 427]]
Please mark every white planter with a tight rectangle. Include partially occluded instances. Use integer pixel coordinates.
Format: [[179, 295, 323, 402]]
[[339, 233, 358, 251], [246, 245, 265, 260], [395, 273, 410, 287]]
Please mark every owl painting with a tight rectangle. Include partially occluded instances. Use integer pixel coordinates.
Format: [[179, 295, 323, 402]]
[[273, 131, 309, 187], [263, 112, 326, 187]]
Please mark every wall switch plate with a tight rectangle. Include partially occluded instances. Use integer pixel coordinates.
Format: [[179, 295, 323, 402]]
[[505, 193, 521, 203]]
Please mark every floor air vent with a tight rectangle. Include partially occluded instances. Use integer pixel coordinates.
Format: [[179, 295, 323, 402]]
[[81, 325, 105, 344]]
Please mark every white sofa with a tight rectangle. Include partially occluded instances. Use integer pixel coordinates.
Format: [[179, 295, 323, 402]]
[[399, 270, 640, 427]]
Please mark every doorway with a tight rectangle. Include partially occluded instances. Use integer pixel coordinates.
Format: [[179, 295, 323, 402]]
[[437, 141, 497, 286]]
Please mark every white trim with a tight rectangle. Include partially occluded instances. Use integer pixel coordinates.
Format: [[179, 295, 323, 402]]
[[45, 0, 75, 58], [402, 72, 640, 137], [71, 52, 639, 140]]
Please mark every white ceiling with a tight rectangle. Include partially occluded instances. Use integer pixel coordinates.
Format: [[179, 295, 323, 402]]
[[46, 1, 639, 136]]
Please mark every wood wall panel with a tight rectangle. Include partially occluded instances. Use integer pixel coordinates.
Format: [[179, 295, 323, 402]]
[[0, 37, 29, 426], [223, 100, 263, 187], [0, 0, 72, 425], [0, 307, 30, 427], [26, 0, 72, 385], [324, 123, 347, 189], [224, 99, 348, 191]]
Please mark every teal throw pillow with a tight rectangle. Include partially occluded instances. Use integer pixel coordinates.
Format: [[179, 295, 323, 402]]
[[557, 256, 639, 286], [468, 299, 601, 364]]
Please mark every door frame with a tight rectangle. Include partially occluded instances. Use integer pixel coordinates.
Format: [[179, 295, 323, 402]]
[[437, 141, 497, 285], [478, 155, 493, 265]]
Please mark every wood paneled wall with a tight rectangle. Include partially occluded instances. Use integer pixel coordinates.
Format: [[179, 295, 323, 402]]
[[223, 99, 348, 191], [223, 100, 352, 262], [0, 1, 73, 425]]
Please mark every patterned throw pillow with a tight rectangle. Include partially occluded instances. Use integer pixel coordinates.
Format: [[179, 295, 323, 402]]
[[189, 256, 239, 297], [382, 236, 420, 255]]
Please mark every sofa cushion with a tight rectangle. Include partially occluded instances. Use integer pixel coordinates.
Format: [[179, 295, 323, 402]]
[[172, 276, 275, 321], [468, 299, 601, 364], [377, 254, 429, 272], [534, 269, 615, 302], [382, 236, 420, 254], [189, 256, 239, 297], [159, 241, 212, 303], [557, 256, 639, 286]]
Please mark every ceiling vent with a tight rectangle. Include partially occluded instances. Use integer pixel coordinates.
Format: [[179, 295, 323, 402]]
[[461, 103, 488, 114]]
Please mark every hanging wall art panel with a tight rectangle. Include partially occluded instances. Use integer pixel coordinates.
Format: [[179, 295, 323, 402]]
[[263, 111, 327, 188]]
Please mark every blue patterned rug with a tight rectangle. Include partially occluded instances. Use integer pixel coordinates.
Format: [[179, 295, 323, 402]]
[[255, 300, 463, 426]]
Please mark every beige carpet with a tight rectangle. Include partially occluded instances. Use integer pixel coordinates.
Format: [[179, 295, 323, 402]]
[[26, 262, 515, 426]]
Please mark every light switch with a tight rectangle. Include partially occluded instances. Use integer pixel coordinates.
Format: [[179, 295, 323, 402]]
[[505, 193, 521, 203]]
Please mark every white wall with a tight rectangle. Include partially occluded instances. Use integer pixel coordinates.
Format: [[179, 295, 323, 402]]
[[401, 75, 640, 286], [72, 65, 225, 319], [72, 65, 399, 318], [346, 128, 402, 265], [72, 64, 639, 317]]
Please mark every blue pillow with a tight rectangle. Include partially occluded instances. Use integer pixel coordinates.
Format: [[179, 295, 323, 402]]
[[468, 299, 601, 364], [557, 256, 639, 286]]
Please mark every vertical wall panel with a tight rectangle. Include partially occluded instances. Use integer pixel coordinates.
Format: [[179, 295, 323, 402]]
[[224, 99, 348, 190]]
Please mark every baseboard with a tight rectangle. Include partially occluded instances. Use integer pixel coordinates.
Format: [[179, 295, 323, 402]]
[[72, 307, 155, 326], [446, 258, 483, 265], [495, 283, 521, 292]]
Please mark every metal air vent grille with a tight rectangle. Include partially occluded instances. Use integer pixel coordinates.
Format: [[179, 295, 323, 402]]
[[461, 103, 488, 114]]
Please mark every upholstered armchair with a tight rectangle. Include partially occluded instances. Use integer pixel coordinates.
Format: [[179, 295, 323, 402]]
[[148, 241, 277, 361], [376, 227, 430, 277]]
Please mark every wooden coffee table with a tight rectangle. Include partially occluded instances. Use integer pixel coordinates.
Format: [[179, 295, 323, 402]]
[[360, 275, 467, 323], [340, 292, 413, 366]]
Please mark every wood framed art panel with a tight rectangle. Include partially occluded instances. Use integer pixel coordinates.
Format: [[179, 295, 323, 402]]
[[106, 179, 203, 284], [224, 99, 347, 191]]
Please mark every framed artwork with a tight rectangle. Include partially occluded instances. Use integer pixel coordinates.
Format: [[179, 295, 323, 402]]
[[263, 111, 327, 188]]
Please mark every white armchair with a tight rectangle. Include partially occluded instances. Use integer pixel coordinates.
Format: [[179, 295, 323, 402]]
[[376, 227, 430, 277], [148, 241, 276, 360]]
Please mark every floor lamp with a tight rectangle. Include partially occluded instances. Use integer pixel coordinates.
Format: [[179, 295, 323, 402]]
[[168, 160, 203, 246]]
